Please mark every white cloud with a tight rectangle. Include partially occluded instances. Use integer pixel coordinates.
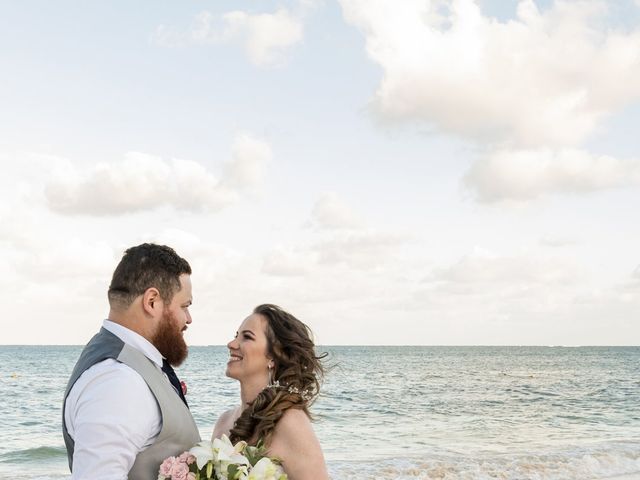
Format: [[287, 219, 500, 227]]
[[310, 192, 364, 230], [340, 0, 640, 148], [410, 249, 599, 343], [222, 9, 303, 66], [426, 248, 583, 286], [262, 247, 313, 276], [223, 133, 272, 189], [306, 192, 409, 269], [44, 133, 272, 215], [539, 236, 578, 248], [313, 230, 408, 269], [153, 8, 303, 67], [45, 153, 230, 215], [264, 195, 408, 274], [463, 147, 640, 202]]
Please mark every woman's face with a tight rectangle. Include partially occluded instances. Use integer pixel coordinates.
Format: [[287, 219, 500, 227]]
[[226, 313, 272, 383]]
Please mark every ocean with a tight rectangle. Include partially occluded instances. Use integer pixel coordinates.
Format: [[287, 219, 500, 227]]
[[0, 345, 638, 479]]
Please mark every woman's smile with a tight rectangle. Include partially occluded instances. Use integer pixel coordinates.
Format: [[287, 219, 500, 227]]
[[228, 352, 243, 364]]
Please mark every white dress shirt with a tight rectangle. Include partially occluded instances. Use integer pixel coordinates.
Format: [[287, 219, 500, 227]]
[[64, 320, 164, 480]]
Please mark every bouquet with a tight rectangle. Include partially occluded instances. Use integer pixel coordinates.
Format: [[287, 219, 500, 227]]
[[158, 434, 287, 480]]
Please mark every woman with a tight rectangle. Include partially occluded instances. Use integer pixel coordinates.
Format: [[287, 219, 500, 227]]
[[212, 304, 329, 480]]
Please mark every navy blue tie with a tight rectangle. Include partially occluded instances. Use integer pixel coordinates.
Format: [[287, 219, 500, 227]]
[[162, 359, 188, 407]]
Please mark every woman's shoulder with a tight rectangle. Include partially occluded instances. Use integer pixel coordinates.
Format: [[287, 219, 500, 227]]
[[269, 408, 328, 479], [271, 408, 315, 446], [276, 408, 311, 430], [220, 407, 240, 422], [212, 406, 241, 440]]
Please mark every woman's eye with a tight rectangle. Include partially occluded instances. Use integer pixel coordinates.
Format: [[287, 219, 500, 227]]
[[243, 334, 252, 340]]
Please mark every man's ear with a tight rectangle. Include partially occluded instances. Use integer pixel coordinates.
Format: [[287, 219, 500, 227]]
[[142, 287, 162, 316]]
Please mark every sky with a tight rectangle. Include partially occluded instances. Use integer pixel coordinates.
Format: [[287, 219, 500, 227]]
[[1, 0, 639, 346]]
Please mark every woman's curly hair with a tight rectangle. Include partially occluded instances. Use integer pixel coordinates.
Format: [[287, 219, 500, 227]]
[[229, 304, 327, 445]]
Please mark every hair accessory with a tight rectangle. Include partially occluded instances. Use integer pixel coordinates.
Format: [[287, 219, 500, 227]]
[[287, 385, 312, 401], [264, 378, 312, 400], [267, 379, 281, 389]]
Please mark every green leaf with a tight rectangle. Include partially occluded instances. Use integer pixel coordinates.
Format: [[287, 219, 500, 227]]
[[243, 442, 268, 466]]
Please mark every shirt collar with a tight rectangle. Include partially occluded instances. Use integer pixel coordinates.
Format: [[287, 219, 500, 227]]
[[102, 319, 164, 369]]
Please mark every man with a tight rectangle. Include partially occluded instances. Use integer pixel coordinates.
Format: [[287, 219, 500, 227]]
[[62, 243, 201, 479]]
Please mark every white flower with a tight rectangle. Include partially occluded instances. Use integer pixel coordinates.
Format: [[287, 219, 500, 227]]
[[212, 435, 251, 479], [233, 464, 250, 480], [216, 435, 250, 465], [188, 435, 285, 480], [189, 440, 214, 470], [247, 457, 286, 480]]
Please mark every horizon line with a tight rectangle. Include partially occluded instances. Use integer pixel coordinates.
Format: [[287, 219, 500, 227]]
[[1, 344, 639, 348]]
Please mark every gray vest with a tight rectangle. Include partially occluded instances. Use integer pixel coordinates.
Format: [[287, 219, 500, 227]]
[[62, 328, 201, 479]]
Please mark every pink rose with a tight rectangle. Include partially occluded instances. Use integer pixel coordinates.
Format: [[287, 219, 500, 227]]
[[159, 456, 176, 476], [178, 452, 196, 465], [170, 461, 190, 480], [187, 473, 196, 480]]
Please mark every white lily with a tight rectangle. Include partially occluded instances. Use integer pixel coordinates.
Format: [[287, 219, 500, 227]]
[[247, 457, 287, 480], [237, 464, 250, 479], [189, 440, 215, 470], [213, 435, 251, 465], [211, 435, 251, 478]]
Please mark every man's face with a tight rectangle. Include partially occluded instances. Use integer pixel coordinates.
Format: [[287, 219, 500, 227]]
[[152, 274, 192, 366]]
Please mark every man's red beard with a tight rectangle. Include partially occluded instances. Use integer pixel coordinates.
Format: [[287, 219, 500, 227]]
[[152, 308, 188, 366]]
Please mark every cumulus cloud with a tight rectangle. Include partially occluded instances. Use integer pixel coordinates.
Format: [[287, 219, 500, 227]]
[[463, 148, 640, 202], [262, 231, 408, 276], [153, 8, 303, 67], [310, 192, 364, 230], [340, 0, 640, 203], [224, 133, 272, 188], [307, 192, 408, 268], [413, 248, 591, 338], [313, 230, 408, 269], [263, 193, 409, 277], [340, 0, 640, 147], [426, 248, 583, 286], [262, 247, 313, 276], [45, 133, 272, 215]]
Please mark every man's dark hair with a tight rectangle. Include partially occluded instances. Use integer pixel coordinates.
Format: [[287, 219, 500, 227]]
[[108, 243, 191, 309]]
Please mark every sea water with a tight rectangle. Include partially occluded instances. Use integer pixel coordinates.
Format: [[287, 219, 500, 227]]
[[0, 346, 638, 479]]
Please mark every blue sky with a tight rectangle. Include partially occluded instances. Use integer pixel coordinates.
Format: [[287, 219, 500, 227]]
[[1, 0, 639, 345]]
